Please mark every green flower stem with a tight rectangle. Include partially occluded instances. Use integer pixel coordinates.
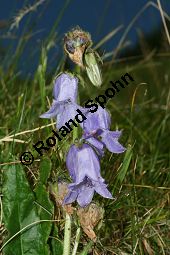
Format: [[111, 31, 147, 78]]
[[71, 227, 81, 255], [63, 212, 72, 255], [80, 241, 93, 255], [73, 125, 78, 142]]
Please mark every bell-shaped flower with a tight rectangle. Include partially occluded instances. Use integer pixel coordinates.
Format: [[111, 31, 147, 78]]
[[52, 73, 78, 102], [64, 177, 113, 207], [66, 143, 104, 184], [40, 73, 85, 129], [64, 143, 113, 207], [83, 106, 111, 133], [83, 106, 126, 154]]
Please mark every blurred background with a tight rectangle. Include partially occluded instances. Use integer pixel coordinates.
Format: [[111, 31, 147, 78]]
[[0, 0, 170, 75]]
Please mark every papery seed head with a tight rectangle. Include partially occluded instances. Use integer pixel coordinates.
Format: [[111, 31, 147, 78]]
[[49, 181, 74, 214], [77, 203, 104, 241], [64, 27, 92, 67], [49, 181, 69, 206]]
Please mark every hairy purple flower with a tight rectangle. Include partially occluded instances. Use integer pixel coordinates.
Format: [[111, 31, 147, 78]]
[[83, 106, 126, 154], [40, 73, 85, 129], [64, 143, 113, 207]]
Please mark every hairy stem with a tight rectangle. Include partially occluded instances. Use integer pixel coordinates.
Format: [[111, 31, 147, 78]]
[[63, 212, 72, 255]]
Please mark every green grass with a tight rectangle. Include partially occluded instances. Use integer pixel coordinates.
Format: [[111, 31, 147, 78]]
[[1, 2, 170, 255]]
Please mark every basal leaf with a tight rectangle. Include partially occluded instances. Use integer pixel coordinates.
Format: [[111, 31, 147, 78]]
[[34, 158, 54, 248], [51, 226, 63, 255], [2, 164, 50, 255], [38, 157, 52, 184]]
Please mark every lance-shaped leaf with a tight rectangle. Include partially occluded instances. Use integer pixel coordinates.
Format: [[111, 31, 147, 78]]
[[2, 164, 50, 255]]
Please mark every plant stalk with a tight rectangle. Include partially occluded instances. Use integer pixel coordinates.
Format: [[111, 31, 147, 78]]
[[71, 227, 81, 255], [63, 212, 72, 255]]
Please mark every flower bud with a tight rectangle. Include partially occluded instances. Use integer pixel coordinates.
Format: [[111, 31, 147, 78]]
[[84, 51, 102, 87]]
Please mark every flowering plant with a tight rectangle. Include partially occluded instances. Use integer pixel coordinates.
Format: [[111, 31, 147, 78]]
[[40, 27, 126, 254]]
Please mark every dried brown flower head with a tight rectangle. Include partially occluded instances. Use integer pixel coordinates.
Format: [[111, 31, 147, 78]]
[[77, 203, 104, 241], [49, 181, 74, 215], [64, 27, 92, 67]]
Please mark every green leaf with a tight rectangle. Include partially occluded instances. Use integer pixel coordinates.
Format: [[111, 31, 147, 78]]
[[38, 157, 52, 184], [117, 144, 133, 183], [111, 145, 133, 194], [2, 164, 50, 255], [51, 226, 63, 255], [80, 241, 93, 255], [34, 158, 54, 243]]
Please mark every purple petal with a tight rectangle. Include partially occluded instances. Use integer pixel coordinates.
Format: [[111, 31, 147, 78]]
[[63, 190, 78, 204], [76, 144, 104, 183], [101, 130, 126, 153], [56, 102, 86, 129], [53, 73, 78, 102], [66, 145, 85, 184], [66, 144, 104, 184], [84, 136, 104, 157], [108, 130, 122, 138], [40, 100, 60, 119], [64, 177, 113, 207], [94, 181, 113, 199], [66, 145, 77, 182], [83, 106, 111, 133], [77, 185, 94, 207], [64, 179, 95, 207]]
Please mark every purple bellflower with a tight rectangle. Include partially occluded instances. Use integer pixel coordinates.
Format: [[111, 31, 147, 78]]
[[63, 143, 113, 207], [82, 106, 126, 155], [40, 73, 85, 129]]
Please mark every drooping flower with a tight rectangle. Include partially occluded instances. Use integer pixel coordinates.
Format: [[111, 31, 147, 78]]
[[64, 143, 113, 207], [64, 177, 112, 207], [40, 73, 86, 129], [66, 144, 104, 183], [82, 106, 126, 154]]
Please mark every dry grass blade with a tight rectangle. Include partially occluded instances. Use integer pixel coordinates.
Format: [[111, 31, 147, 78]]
[[123, 184, 170, 191], [0, 219, 62, 252], [103, 41, 131, 60], [94, 25, 123, 50], [9, 0, 47, 31], [157, 0, 170, 46], [0, 159, 41, 166], [0, 122, 56, 143], [113, 1, 170, 59], [142, 239, 154, 255], [0, 138, 28, 144]]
